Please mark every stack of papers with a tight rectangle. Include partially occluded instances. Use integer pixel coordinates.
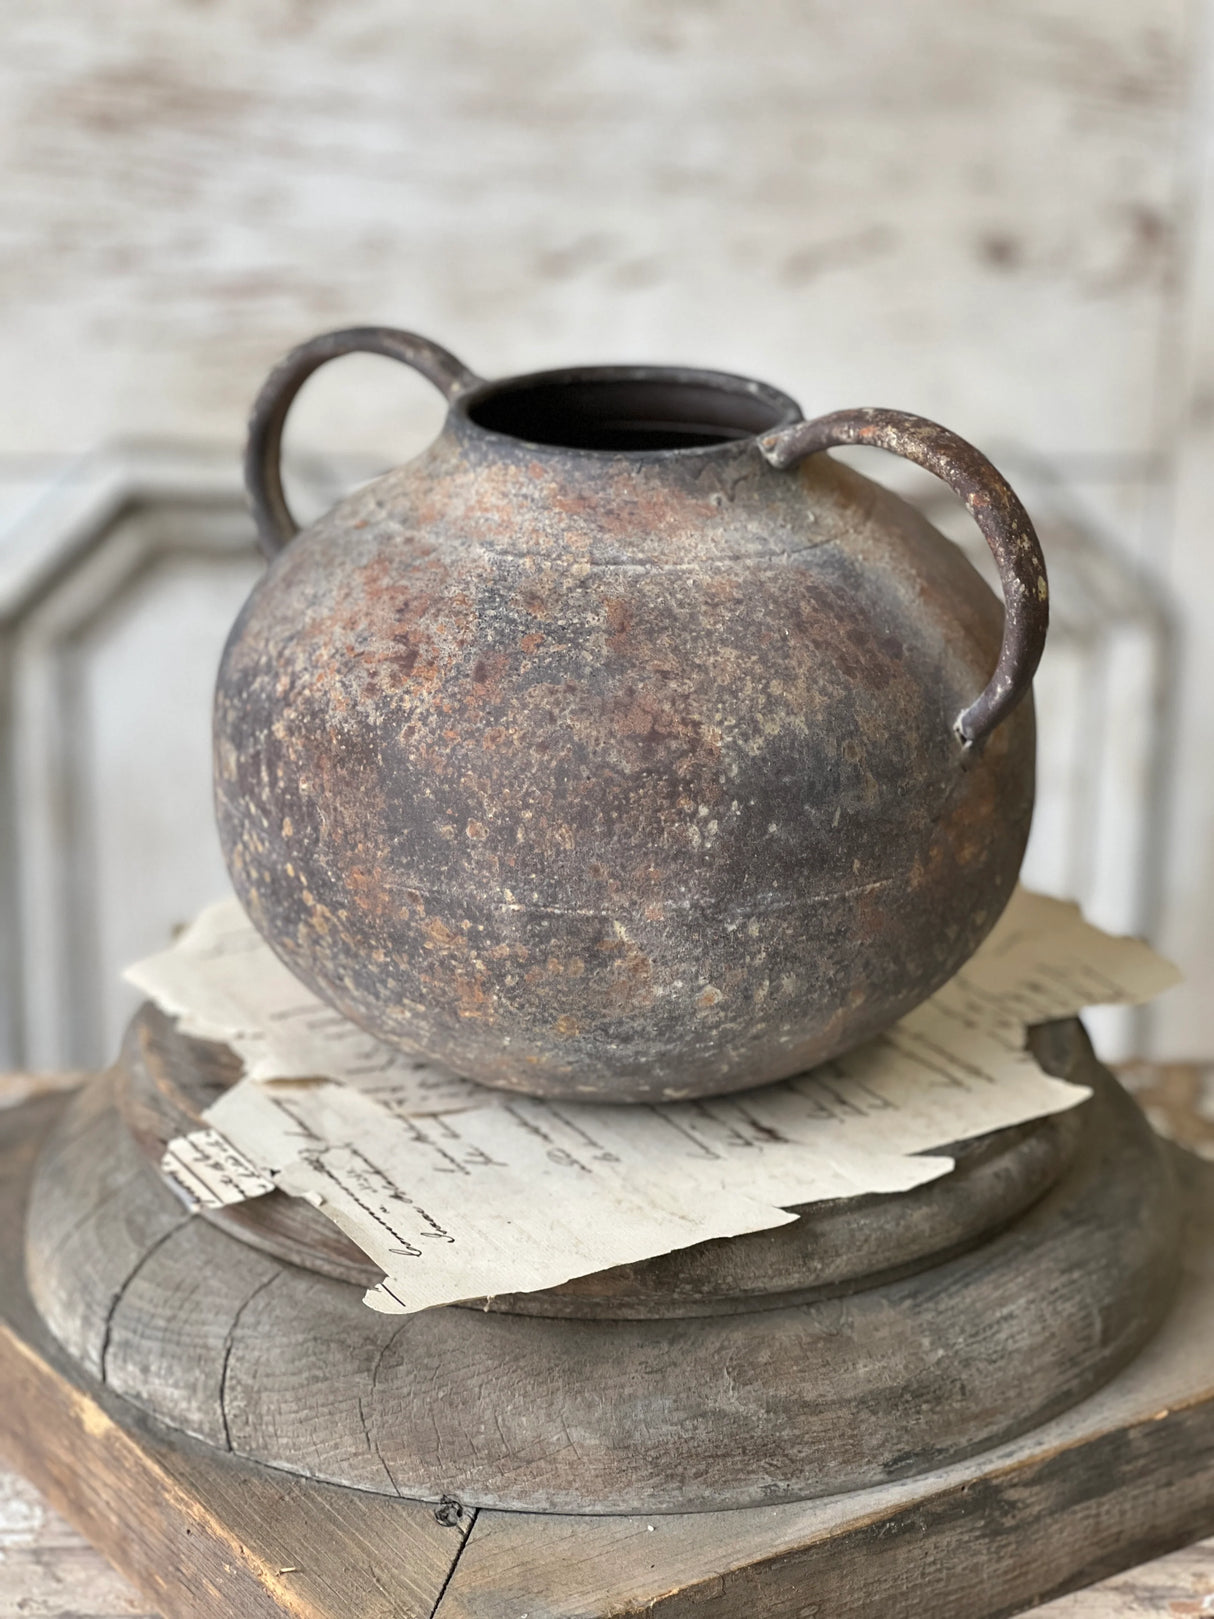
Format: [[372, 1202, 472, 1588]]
[[125, 889, 1179, 1315]]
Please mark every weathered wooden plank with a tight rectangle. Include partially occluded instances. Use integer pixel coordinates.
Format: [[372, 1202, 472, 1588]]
[[4, 1068, 1212, 1617], [431, 1148, 1214, 1618], [0, 1, 1190, 476], [102, 1216, 284, 1454], [23, 1069, 190, 1377], [1035, 1536, 1214, 1616], [3, 1447, 1211, 1619], [24, 1021, 1184, 1514], [440, 1397, 1214, 1619], [3, 1089, 1214, 1617], [0, 1093, 470, 1619], [0, 1461, 160, 1616]]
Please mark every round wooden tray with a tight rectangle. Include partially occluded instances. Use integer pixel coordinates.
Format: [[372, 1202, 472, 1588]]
[[23, 1012, 1181, 1514]]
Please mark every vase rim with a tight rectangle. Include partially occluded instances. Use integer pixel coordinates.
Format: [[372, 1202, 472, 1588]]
[[451, 363, 803, 460]]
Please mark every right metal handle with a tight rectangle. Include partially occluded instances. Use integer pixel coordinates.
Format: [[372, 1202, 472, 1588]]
[[759, 407, 1048, 750]]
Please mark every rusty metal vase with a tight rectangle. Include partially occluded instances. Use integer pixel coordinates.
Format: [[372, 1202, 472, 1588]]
[[214, 328, 1048, 1102]]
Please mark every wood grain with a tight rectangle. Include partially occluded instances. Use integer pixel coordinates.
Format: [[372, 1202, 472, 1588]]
[[3, 1449, 1211, 1619], [0, 1, 1187, 468], [23, 1017, 1184, 1513], [3, 1085, 1214, 1618], [440, 1398, 1214, 1619], [433, 1147, 1214, 1619], [0, 1461, 158, 1616], [0, 1093, 470, 1619], [1035, 1537, 1214, 1616]]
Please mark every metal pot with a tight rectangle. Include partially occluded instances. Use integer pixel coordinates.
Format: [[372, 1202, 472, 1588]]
[[214, 327, 1047, 1102]]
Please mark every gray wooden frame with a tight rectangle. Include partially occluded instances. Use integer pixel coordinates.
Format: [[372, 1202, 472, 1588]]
[[0, 446, 379, 1073], [0, 448, 256, 1069]]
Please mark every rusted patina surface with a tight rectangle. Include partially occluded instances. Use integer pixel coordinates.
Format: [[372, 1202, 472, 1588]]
[[215, 331, 1044, 1102]]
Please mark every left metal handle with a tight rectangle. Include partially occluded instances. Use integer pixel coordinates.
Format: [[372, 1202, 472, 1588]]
[[245, 327, 482, 560]]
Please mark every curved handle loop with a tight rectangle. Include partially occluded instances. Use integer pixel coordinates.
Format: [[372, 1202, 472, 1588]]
[[758, 408, 1048, 751], [245, 327, 482, 560]]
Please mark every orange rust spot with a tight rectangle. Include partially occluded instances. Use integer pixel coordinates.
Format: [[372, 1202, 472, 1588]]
[[466, 820, 488, 840], [553, 1015, 580, 1037], [698, 987, 723, 1009], [343, 865, 388, 915], [600, 941, 655, 1012], [702, 573, 738, 603], [423, 917, 463, 949], [453, 972, 492, 1019]]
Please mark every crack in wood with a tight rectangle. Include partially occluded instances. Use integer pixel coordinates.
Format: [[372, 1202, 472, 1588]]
[[98, 1217, 189, 1384], [429, 1506, 479, 1619], [216, 1271, 280, 1453], [366, 1318, 411, 1497]]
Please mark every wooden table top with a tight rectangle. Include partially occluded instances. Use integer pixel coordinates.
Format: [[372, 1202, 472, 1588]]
[[2, 1058, 1210, 1617], [2, 1441, 1211, 1617]]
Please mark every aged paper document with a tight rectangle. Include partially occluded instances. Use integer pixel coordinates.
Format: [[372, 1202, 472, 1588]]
[[125, 900, 485, 1111], [131, 889, 1180, 1314]]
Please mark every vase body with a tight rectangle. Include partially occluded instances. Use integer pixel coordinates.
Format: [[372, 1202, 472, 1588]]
[[215, 357, 1038, 1101]]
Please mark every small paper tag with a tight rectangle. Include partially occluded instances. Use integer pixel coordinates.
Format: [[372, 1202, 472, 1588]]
[[160, 1127, 277, 1210]]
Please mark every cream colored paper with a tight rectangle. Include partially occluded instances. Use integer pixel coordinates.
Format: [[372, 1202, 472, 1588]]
[[124, 900, 485, 1111], [160, 1127, 277, 1207], [136, 888, 1180, 1314], [200, 1078, 954, 1313]]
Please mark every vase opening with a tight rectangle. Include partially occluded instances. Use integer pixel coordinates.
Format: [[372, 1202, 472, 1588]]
[[463, 368, 800, 454]]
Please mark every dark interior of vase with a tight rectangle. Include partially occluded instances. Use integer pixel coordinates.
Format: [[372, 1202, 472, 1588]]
[[466, 375, 796, 451]]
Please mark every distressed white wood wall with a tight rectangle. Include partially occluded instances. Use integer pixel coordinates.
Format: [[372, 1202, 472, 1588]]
[[1, 0, 1211, 1058]]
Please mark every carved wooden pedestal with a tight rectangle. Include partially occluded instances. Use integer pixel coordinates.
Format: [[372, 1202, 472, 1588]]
[[2, 1016, 1213, 1617]]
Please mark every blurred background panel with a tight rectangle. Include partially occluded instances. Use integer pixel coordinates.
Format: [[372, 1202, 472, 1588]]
[[0, 0, 1210, 1067]]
